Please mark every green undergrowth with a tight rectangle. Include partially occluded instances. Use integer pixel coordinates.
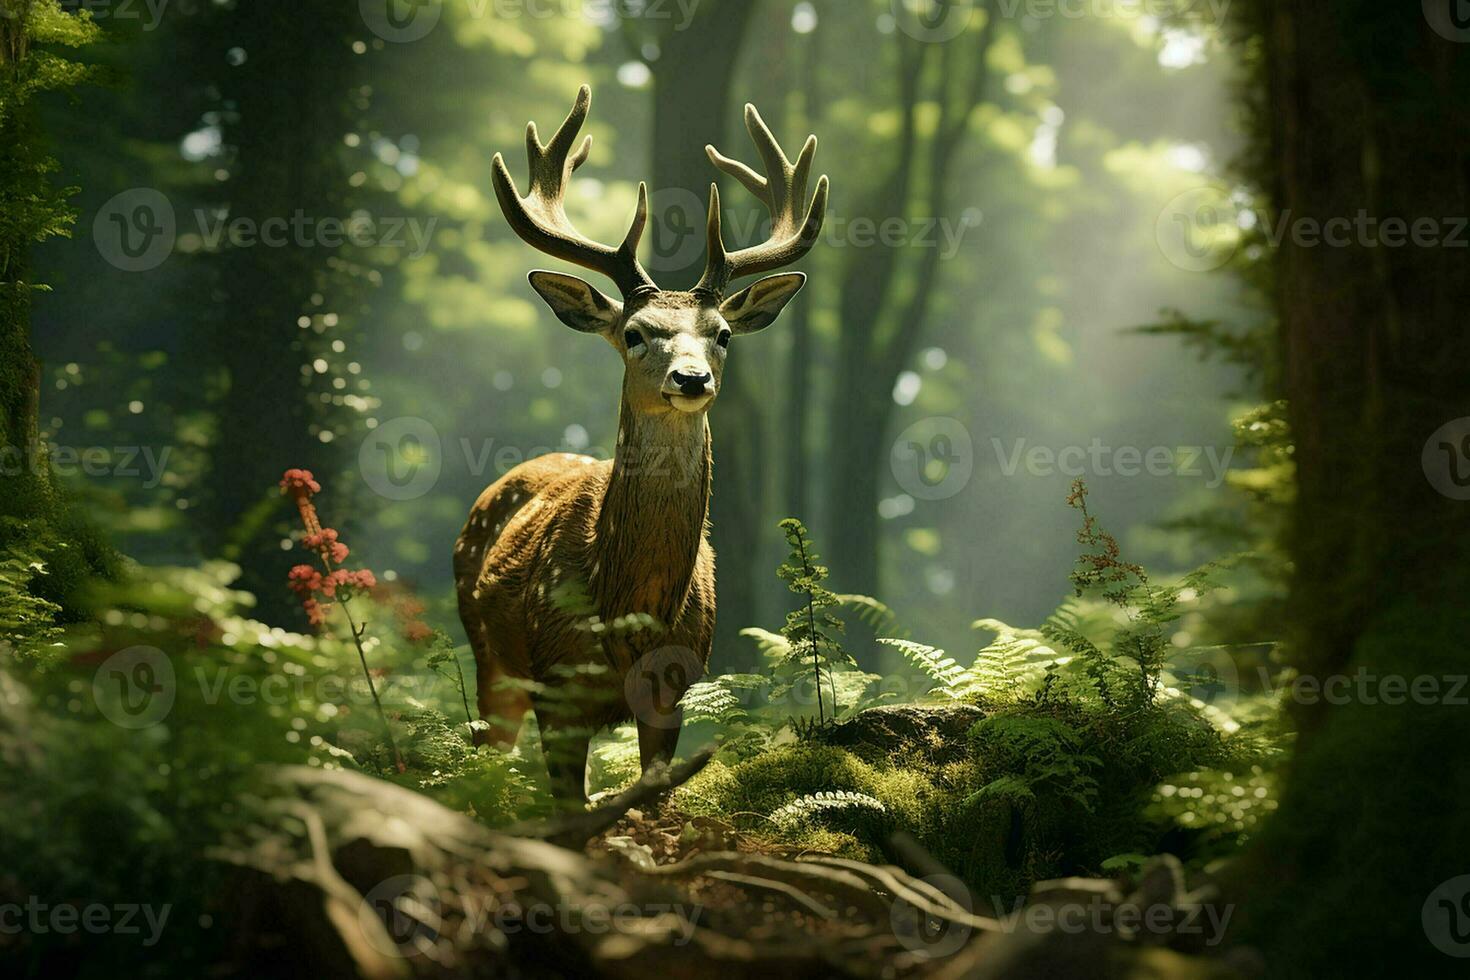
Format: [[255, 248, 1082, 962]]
[[671, 489, 1285, 903]]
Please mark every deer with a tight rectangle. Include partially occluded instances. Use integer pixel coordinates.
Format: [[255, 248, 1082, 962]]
[[454, 86, 828, 803]]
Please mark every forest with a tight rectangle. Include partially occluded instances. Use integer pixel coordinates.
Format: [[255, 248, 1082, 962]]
[[1, 0, 1467, 976]]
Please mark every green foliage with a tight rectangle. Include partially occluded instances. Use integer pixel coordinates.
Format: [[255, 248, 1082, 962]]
[[774, 518, 856, 722], [969, 620, 1057, 702], [968, 715, 1100, 812], [676, 489, 1277, 903], [0, 520, 61, 658], [875, 637, 971, 693]]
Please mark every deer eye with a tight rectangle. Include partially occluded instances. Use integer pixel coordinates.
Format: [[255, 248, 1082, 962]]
[[716, 329, 732, 349], [623, 328, 645, 350]]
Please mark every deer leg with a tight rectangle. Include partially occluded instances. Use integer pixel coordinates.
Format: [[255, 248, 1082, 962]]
[[534, 700, 590, 805], [473, 656, 530, 749], [636, 710, 683, 773]]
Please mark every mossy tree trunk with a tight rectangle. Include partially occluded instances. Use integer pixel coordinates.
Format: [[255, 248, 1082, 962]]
[[0, 2, 101, 605], [1232, 3, 1470, 973]]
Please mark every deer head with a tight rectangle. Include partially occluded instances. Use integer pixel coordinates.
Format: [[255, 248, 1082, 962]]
[[492, 85, 829, 417]]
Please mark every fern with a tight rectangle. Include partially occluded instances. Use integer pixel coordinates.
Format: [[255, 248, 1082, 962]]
[[679, 680, 748, 725], [967, 619, 1058, 701], [839, 593, 909, 639], [770, 790, 888, 830], [969, 715, 1100, 812], [739, 627, 791, 665], [773, 519, 855, 722], [876, 637, 970, 693], [0, 540, 62, 661]]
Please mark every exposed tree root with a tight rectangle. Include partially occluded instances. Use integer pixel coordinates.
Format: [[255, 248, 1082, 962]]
[[210, 764, 1253, 979]]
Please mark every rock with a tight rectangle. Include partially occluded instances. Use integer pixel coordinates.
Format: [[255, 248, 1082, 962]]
[[820, 703, 985, 764]]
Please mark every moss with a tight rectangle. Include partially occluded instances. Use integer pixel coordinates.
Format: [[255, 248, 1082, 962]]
[[678, 699, 1248, 906]]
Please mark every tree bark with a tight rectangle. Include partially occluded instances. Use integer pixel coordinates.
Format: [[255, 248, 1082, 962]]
[[187, 5, 368, 622], [1232, 3, 1470, 972]]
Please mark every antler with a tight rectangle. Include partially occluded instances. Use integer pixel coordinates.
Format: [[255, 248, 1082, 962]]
[[695, 104, 830, 298], [492, 85, 656, 299]]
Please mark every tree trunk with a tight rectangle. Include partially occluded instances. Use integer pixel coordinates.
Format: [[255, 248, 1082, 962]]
[[823, 11, 996, 600], [187, 4, 368, 622], [647, 0, 758, 668], [783, 0, 826, 526], [1233, 3, 1470, 973]]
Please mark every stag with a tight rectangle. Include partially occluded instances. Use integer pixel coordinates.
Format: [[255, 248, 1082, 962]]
[[455, 86, 828, 802]]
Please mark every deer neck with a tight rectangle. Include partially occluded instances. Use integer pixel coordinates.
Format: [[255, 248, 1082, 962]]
[[592, 394, 712, 627]]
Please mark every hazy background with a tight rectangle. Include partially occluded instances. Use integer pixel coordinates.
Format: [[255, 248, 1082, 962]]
[[31, 0, 1258, 669]]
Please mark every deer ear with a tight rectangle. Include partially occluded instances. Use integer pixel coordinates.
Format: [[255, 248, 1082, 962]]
[[719, 272, 806, 334], [528, 271, 623, 334]]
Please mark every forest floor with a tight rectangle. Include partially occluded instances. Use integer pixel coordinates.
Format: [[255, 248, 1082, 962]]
[[215, 731, 1254, 980]]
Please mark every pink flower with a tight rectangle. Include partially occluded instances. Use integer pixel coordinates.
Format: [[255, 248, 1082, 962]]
[[279, 468, 376, 629], [279, 469, 321, 496]]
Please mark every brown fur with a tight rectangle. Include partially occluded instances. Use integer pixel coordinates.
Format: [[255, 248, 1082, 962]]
[[463, 87, 826, 801]]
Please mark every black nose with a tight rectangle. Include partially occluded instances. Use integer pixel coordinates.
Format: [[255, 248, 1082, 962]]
[[671, 370, 712, 395]]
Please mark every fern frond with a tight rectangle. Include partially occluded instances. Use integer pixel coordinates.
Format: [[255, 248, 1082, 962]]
[[740, 627, 791, 665], [770, 790, 888, 830], [679, 681, 747, 725], [838, 594, 908, 639], [876, 637, 970, 691]]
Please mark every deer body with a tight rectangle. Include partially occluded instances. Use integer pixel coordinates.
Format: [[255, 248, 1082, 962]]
[[455, 86, 827, 801]]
